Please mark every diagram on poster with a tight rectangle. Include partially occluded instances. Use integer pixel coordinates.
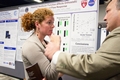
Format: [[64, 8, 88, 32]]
[[70, 12, 97, 54]]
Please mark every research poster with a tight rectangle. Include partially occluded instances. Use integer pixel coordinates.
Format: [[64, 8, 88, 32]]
[[17, 0, 98, 61], [0, 10, 18, 69]]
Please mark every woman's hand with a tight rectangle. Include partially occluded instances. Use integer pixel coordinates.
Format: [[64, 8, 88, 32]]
[[45, 34, 61, 60]]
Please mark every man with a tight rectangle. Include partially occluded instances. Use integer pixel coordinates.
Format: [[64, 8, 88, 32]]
[[45, 0, 120, 80]]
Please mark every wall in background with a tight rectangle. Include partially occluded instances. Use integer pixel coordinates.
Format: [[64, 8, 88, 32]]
[[99, 4, 107, 22]]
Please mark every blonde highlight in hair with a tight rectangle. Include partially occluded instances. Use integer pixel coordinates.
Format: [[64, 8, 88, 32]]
[[21, 8, 54, 32]]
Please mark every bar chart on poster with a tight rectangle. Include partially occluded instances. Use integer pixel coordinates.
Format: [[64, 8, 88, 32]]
[[54, 14, 71, 52]]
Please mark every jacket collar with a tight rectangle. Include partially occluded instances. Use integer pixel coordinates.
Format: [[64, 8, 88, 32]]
[[27, 33, 45, 51]]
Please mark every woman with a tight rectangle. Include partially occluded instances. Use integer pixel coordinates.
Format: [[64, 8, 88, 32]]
[[21, 8, 58, 80]]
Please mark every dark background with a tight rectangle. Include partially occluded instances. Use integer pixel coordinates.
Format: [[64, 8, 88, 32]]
[[0, 0, 107, 9]]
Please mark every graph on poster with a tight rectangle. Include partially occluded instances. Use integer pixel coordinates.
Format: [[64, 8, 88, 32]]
[[70, 11, 97, 54]]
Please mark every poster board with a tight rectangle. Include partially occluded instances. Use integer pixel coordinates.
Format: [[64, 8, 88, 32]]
[[0, 0, 99, 79], [18, 0, 99, 55], [0, 10, 25, 79]]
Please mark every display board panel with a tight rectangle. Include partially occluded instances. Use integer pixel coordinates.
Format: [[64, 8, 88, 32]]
[[0, 0, 99, 79]]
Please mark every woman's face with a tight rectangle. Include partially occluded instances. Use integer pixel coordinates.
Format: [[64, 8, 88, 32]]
[[38, 16, 55, 36]]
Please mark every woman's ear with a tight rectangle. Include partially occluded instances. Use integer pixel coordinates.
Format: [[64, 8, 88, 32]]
[[35, 21, 40, 28]]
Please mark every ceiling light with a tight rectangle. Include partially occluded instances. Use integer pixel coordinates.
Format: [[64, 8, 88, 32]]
[[33, 0, 43, 3]]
